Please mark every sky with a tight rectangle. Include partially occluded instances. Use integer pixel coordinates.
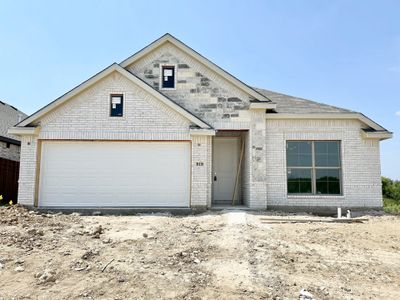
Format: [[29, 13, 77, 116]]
[[0, 0, 399, 179]]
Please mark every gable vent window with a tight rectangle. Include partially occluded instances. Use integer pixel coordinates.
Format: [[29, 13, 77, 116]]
[[110, 94, 123, 117], [161, 65, 175, 89]]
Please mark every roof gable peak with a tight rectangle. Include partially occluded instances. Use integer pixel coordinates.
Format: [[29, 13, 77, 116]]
[[120, 33, 271, 102]]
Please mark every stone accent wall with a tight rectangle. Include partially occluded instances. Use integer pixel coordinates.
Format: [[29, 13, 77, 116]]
[[0, 141, 21, 161], [265, 119, 383, 210], [17, 71, 211, 208], [126, 42, 256, 129]]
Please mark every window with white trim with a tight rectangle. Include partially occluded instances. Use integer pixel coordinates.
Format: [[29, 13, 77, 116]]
[[286, 141, 342, 195]]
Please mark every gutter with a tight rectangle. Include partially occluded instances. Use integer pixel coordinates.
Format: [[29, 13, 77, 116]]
[[0, 135, 21, 146]]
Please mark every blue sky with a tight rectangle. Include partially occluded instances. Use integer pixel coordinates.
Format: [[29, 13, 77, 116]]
[[1, 0, 399, 179]]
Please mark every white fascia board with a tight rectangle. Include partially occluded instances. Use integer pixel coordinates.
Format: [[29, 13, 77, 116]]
[[17, 63, 211, 129], [266, 113, 388, 132], [8, 126, 40, 136], [361, 130, 393, 140], [249, 102, 277, 110], [18, 64, 119, 127], [189, 128, 216, 136], [120, 34, 270, 102]]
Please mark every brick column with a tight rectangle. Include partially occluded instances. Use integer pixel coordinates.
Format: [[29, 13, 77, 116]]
[[17, 135, 38, 206], [190, 135, 212, 209], [247, 110, 267, 209]]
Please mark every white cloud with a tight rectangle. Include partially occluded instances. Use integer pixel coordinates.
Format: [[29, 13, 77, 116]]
[[396, 111, 400, 117]]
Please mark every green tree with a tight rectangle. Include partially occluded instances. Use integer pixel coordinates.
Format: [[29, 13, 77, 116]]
[[382, 177, 400, 201]]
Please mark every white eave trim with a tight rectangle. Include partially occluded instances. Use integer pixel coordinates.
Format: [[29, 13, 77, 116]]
[[120, 34, 270, 102], [8, 126, 40, 136], [361, 130, 393, 140], [249, 102, 277, 110], [189, 128, 216, 136], [17, 63, 211, 129], [265, 113, 388, 132]]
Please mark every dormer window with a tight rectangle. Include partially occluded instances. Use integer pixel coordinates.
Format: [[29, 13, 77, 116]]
[[110, 94, 123, 117], [161, 65, 175, 89]]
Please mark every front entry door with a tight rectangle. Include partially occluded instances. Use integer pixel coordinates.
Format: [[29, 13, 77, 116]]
[[212, 137, 240, 205]]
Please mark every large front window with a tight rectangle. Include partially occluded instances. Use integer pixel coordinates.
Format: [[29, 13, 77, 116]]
[[286, 141, 342, 195]]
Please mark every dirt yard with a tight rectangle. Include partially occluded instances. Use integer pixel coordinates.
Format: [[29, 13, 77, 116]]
[[0, 206, 399, 300]]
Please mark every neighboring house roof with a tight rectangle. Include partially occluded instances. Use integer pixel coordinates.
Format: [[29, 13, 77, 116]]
[[120, 33, 272, 103], [0, 101, 27, 144], [254, 88, 354, 114], [16, 63, 211, 130]]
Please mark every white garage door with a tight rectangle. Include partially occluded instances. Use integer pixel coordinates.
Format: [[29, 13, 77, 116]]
[[39, 141, 191, 207]]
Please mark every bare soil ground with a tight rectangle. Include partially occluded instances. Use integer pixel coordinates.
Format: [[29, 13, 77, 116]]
[[0, 205, 399, 300]]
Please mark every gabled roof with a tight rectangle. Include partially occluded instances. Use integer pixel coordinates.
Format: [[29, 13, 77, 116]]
[[120, 33, 272, 102], [16, 63, 211, 129]]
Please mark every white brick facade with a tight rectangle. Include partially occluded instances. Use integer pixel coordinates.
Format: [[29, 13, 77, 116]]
[[37, 73, 192, 140], [191, 135, 212, 208], [18, 135, 38, 205], [14, 35, 388, 211], [17, 71, 212, 208], [265, 119, 383, 210]]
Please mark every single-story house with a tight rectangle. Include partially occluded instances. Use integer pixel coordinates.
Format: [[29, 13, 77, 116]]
[[9, 34, 392, 212]]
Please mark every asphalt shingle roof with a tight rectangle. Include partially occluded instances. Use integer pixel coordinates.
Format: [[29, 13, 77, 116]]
[[254, 87, 354, 114]]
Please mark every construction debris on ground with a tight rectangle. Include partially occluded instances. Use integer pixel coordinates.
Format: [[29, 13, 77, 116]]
[[0, 205, 399, 299]]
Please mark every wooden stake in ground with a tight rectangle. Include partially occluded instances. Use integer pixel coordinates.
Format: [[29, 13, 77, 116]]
[[101, 258, 115, 272], [232, 138, 245, 205]]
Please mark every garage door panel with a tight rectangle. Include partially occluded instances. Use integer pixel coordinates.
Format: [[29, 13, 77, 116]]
[[39, 141, 190, 207]]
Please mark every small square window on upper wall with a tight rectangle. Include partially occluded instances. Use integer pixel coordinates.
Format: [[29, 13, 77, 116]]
[[161, 65, 175, 89], [110, 94, 123, 117]]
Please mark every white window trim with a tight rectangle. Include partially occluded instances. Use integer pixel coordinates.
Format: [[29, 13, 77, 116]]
[[159, 64, 177, 90]]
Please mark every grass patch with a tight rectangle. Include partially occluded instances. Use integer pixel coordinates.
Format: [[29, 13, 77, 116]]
[[383, 197, 400, 214]]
